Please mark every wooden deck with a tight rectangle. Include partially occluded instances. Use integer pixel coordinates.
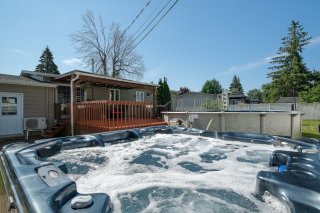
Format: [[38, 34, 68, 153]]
[[69, 100, 167, 135], [74, 118, 167, 134]]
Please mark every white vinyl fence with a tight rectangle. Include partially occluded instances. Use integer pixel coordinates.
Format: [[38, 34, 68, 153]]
[[172, 99, 219, 112], [297, 103, 320, 120], [229, 103, 320, 120], [172, 100, 320, 120], [228, 103, 293, 112]]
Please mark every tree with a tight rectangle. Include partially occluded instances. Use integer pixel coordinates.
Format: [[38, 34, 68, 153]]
[[267, 20, 311, 102], [157, 77, 171, 105], [247, 88, 262, 100], [299, 85, 320, 103], [309, 70, 320, 86], [70, 10, 144, 80], [299, 70, 320, 103], [201, 79, 223, 94], [229, 75, 244, 94], [179, 87, 190, 95], [35, 46, 60, 74], [261, 83, 278, 103]]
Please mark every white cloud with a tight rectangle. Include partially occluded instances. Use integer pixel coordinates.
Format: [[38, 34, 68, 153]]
[[309, 35, 320, 45], [9, 48, 32, 56], [227, 60, 266, 73], [264, 54, 279, 62], [62, 58, 84, 67], [216, 54, 283, 77]]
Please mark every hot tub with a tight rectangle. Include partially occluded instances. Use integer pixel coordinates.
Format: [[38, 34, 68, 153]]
[[1, 126, 319, 212]]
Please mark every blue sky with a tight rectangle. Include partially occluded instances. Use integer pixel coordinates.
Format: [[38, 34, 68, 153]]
[[1, 0, 319, 93]]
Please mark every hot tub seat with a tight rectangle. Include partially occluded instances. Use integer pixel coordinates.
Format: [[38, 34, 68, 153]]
[[256, 150, 320, 213], [1, 142, 112, 213]]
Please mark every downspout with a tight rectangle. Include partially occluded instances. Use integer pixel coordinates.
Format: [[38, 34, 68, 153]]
[[70, 73, 80, 136]]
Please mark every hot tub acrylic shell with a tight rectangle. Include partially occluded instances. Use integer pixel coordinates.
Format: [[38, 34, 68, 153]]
[[0, 126, 319, 213]]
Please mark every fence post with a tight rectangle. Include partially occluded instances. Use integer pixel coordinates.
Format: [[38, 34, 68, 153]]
[[219, 113, 225, 132], [260, 113, 266, 134]]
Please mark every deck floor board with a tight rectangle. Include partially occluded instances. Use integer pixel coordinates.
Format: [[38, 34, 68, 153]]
[[74, 118, 167, 134]]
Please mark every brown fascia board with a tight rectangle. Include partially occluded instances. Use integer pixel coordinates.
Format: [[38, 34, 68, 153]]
[[55, 70, 159, 89]]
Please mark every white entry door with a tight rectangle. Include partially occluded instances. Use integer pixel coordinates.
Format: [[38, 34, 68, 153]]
[[0, 92, 23, 136]]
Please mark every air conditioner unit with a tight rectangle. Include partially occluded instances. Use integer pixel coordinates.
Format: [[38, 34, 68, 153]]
[[24, 117, 47, 130]]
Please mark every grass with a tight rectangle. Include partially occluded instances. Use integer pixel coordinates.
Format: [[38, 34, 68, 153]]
[[0, 161, 5, 194], [302, 119, 320, 139]]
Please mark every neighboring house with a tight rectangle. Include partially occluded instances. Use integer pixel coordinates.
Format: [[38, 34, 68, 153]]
[[228, 94, 248, 105], [170, 90, 217, 111], [0, 70, 159, 137], [248, 98, 261, 104]]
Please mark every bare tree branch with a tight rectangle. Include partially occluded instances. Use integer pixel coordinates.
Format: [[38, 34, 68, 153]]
[[70, 10, 144, 80]]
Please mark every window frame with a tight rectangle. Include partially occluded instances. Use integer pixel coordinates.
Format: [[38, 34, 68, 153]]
[[110, 89, 120, 101], [136, 91, 145, 102]]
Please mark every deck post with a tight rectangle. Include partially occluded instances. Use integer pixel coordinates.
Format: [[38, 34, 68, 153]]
[[152, 88, 157, 118], [70, 73, 80, 136]]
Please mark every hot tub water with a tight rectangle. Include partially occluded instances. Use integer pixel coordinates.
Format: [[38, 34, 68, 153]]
[[48, 134, 291, 212]]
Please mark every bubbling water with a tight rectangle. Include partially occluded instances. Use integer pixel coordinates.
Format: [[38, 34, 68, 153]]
[[48, 134, 291, 212]]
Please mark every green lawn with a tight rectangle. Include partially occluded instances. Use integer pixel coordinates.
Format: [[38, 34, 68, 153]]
[[302, 119, 320, 139]]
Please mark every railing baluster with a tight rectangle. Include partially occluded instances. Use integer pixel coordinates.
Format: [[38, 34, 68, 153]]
[[72, 100, 162, 134]]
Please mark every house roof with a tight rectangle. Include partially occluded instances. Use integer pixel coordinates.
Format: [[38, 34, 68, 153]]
[[0, 73, 56, 88], [55, 70, 159, 89], [229, 94, 247, 99], [170, 90, 216, 96], [276, 97, 300, 103]]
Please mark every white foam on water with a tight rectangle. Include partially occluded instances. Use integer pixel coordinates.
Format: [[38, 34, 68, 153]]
[[48, 134, 292, 212]]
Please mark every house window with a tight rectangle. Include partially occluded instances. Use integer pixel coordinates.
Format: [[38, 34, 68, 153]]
[[136, 91, 144, 102], [1, 97, 17, 115], [110, 89, 120, 101], [76, 88, 85, 102]]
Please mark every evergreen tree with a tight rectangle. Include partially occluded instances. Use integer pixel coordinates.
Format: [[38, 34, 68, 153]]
[[179, 87, 190, 95], [229, 75, 244, 94], [156, 77, 171, 105], [35, 46, 60, 74], [157, 79, 164, 105], [201, 79, 223, 94], [267, 20, 311, 101], [162, 77, 171, 104]]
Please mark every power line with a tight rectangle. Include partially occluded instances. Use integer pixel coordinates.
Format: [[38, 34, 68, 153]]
[[124, 0, 152, 33], [132, 0, 179, 51], [133, 0, 173, 43], [132, 0, 166, 37]]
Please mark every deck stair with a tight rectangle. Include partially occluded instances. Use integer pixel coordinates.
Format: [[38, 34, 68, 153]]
[[43, 120, 66, 138]]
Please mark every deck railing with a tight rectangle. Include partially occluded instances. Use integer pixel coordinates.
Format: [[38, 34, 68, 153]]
[[67, 100, 164, 134]]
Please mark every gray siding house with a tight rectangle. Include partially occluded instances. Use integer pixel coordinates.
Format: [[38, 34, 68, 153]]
[[0, 70, 158, 137]]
